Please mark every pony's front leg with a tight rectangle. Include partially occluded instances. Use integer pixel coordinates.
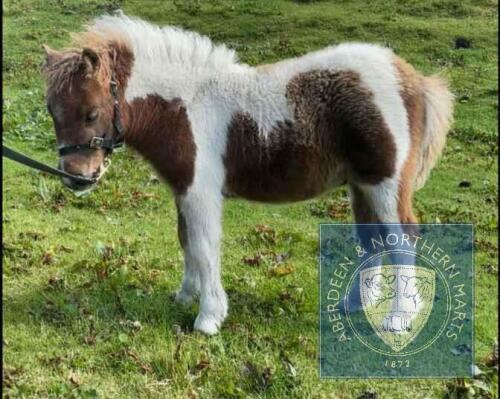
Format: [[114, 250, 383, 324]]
[[177, 191, 228, 335], [174, 199, 200, 306]]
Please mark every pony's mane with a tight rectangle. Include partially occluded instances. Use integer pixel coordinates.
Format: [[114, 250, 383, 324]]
[[91, 14, 241, 73], [43, 14, 242, 94]]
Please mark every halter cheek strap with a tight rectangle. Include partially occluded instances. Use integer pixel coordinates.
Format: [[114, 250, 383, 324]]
[[57, 74, 125, 157]]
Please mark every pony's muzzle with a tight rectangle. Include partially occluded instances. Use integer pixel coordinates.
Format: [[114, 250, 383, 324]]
[[59, 159, 99, 192]]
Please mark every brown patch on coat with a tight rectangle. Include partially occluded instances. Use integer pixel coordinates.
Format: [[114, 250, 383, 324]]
[[224, 114, 336, 202], [124, 96, 196, 195], [393, 56, 425, 224], [286, 69, 396, 184], [223, 69, 396, 202]]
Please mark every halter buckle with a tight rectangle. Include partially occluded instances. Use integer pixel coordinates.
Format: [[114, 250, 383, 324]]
[[89, 137, 104, 149]]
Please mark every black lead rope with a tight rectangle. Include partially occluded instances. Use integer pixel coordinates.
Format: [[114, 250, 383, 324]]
[[2, 144, 97, 184]]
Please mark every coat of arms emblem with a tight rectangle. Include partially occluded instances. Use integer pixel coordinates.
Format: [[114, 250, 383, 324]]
[[360, 265, 435, 352]]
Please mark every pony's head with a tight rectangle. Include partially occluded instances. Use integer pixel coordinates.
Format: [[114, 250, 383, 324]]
[[41, 33, 132, 191]]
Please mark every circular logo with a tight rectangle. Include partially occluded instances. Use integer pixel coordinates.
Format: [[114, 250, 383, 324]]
[[344, 249, 452, 356]]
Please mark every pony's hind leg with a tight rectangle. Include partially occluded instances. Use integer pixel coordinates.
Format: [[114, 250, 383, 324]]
[[349, 184, 379, 225], [357, 177, 415, 260], [397, 157, 420, 239], [346, 184, 382, 313], [356, 177, 419, 331], [357, 178, 400, 224], [352, 177, 404, 263], [349, 183, 383, 261]]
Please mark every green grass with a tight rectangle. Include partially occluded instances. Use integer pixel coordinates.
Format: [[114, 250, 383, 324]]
[[2, 0, 498, 397]]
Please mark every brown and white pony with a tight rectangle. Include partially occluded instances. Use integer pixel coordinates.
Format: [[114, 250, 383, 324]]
[[42, 15, 453, 335]]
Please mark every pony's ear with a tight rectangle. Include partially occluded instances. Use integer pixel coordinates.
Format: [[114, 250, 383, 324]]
[[400, 275, 409, 283], [81, 47, 100, 77], [42, 44, 62, 67], [386, 275, 396, 284], [364, 278, 372, 288]]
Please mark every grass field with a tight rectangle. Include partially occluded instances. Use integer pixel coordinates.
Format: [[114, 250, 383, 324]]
[[2, 0, 498, 398]]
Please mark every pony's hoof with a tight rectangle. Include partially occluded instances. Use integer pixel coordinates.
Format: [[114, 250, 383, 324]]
[[194, 315, 220, 335], [174, 290, 195, 306]]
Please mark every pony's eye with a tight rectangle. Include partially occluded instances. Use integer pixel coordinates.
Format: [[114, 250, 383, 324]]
[[86, 109, 99, 123]]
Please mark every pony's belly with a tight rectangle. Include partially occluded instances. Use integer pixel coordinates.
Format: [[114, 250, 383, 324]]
[[223, 182, 328, 203], [223, 162, 345, 203], [223, 112, 345, 203]]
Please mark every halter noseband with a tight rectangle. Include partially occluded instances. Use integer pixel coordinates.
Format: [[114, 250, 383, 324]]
[[57, 74, 125, 157]]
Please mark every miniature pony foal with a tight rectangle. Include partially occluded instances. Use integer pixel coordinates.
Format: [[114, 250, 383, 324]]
[[42, 15, 453, 334]]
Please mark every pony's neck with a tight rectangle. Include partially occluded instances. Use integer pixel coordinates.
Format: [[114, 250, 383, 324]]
[[124, 57, 252, 105], [115, 21, 251, 102]]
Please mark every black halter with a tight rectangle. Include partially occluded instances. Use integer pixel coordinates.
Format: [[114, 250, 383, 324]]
[[57, 75, 125, 157]]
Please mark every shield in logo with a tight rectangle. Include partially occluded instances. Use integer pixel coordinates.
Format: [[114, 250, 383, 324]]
[[360, 265, 435, 352]]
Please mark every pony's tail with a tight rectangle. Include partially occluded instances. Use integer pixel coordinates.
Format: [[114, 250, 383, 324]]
[[414, 75, 454, 190]]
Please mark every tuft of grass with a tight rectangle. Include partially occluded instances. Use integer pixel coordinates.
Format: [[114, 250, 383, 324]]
[[3, 0, 498, 398]]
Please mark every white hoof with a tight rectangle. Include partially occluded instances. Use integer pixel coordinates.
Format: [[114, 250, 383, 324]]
[[194, 315, 221, 335], [174, 290, 196, 306]]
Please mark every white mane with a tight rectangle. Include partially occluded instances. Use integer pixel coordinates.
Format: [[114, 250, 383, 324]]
[[92, 14, 241, 74], [90, 14, 258, 109]]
